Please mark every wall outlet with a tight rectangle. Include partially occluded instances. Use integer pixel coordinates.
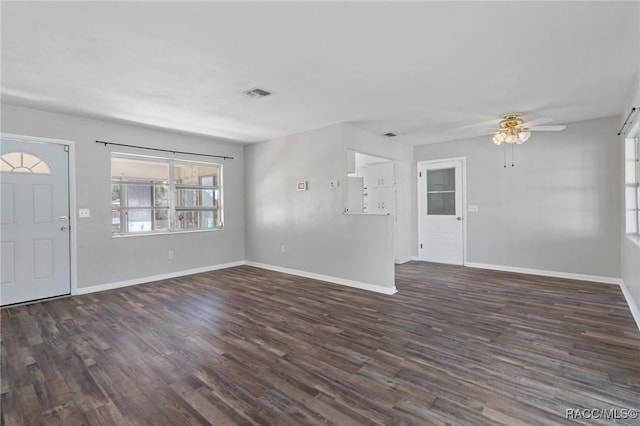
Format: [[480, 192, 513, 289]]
[[168, 250, 174, 260], [281, 245, 285, 253], [78, 208, 91, 218]]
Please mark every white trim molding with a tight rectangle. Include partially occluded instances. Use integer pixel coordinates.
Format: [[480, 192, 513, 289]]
[[76, 261, 246, 295], [466, 262, 622, 285], [245, 261, 397, 295], [76, 260, 398, 297], [620, 280, 640, 331]]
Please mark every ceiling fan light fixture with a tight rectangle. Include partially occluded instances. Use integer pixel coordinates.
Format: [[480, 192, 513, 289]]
[[505, 132, 517, 144], [490, 114, 536, 145], [517, 129, 531, 144]]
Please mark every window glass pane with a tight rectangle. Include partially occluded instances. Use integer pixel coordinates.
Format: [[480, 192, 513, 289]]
[[111, 156, 168, 181], [625, 160, 637, 184], [31, 162, 51, 174], [126, 209, 152, 233], [1, 152, 51, 174], [126, 184, 152, 207], [177, 188, 196, 208], [174, 163, 219, 186], [2, 152, 20, 168], [175, 210, 220, 230], [111, 209, 121, 233], [22, 153, 40, 169], [427, 168, 455, 192], [111, 184, 122, 207], [154, 185, 169, 207], [428, 192, 455, 215], [202, 189, 215, 208], [626, 186, 638, 210], [154, 209, 169, 231], [626, 211, 639, 234], [176, 188, 217, 208]]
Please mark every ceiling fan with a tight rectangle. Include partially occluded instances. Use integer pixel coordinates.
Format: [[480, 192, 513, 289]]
[[488, 113, 567, 168], [491, 113, 566, 145]]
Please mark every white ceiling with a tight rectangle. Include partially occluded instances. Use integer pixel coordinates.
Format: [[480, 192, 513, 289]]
[[2, 1, 638, 145]]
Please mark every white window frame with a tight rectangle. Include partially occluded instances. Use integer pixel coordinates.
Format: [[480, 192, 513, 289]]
[[111, 153, 223, 237], [625, 120, 640, 245]]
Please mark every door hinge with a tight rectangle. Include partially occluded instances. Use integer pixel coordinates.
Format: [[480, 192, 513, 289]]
[[419, 172, 422, 177], [420, 243, 423, 249], [64, 145, 69, 152]]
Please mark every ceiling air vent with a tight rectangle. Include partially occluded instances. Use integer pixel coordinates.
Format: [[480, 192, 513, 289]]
[[244, 88, 272, 98], [384, 132, 397, 137]]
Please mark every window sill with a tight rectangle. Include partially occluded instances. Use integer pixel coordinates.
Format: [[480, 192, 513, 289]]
[[112, 227, 223, 238], [626, 234, 640, 248]]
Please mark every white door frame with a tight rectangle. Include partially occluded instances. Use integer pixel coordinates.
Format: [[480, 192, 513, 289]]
[[417, 157, 467, 265], [1, 133, 78, 297]]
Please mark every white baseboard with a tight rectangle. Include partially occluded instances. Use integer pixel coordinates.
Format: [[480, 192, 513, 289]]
[[245, 261, 397, 295], [411, 256, 420, 261], [76, 261, 247, 295], [620, 280, 640, 331], [465, 262, 622, 285]]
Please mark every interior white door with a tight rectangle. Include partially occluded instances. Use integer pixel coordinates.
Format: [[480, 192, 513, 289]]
[[1, 138, 71, 305], [419, 160, 463, 265]]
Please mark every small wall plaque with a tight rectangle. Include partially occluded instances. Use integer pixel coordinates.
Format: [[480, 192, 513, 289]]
[[297, 181, 308, 191]]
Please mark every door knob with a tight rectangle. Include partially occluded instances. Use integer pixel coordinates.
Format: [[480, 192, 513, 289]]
[[60, 226, 69, 230], [456, 217, 462, 221]]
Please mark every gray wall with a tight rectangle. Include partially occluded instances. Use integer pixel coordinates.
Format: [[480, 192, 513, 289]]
[[620, 74, 640, 314], [244, 123, 397, 290], [1, 104, 245, 289], [413, 116, 622, 279]]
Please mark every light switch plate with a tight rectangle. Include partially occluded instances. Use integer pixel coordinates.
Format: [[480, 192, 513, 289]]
[[468, 205, 479, 212], [79, 208, 91, 218]]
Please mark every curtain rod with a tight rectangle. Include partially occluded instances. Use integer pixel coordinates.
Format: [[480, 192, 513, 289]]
[[95, 140, 234, 160], [618, 107, 637, 136]]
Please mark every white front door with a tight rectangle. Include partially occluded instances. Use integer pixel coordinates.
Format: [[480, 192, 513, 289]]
[[419, 159, 464, 265], [1, 138, 71, 305]]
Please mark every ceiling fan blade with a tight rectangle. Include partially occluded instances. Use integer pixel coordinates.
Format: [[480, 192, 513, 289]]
[[530, 125, 566, 131], [521, 117, 554, 128]]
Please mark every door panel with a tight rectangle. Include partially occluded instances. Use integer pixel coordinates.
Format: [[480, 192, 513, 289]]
[[1, 242, 15, 284], [33, 184, 53, 223], [33, 239, 54, 279], [1, 183, 14, 224], [1, 138, 70, 305], [420, 160, 464, 265]]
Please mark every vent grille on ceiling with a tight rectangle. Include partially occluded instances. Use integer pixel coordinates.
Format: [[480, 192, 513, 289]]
[[244, 88, 272, 98]]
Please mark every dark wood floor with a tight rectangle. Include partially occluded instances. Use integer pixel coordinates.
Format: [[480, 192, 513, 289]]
[[1, 262, 639, 425]]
